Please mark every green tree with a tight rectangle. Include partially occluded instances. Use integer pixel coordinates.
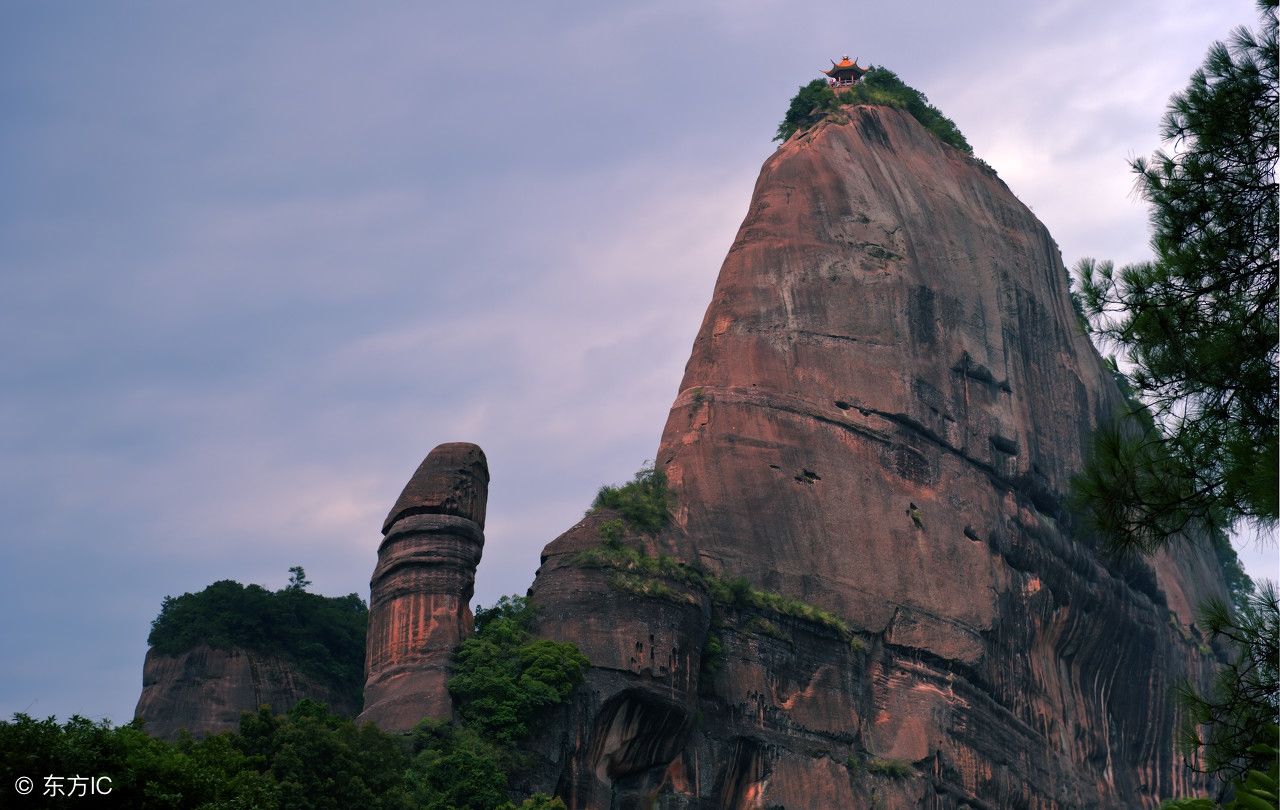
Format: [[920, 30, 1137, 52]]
[[448, 597, 589, 746], [1075, 0, 1278, 554], [287, 566, 311, 592], [405, 720, 509, 810], [1072, 1, 1279, 799]]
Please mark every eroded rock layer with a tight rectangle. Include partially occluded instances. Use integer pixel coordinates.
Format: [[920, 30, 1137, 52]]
[[524, 106, 1226, 808], [134, 644, 358, 741], [359, 442, 488, 732]]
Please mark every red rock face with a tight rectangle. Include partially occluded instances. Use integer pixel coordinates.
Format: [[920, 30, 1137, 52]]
[[523, 107, 1227, 807], [358, 442, 488, 732], [133, 644, 359, 741]]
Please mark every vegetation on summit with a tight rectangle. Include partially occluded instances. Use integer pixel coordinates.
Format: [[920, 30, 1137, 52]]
[[774, 67, 972, 153], [148, 569, 368, 710]]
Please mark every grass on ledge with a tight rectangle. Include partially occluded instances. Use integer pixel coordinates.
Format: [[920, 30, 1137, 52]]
[[573, 534, 861, 644], [866, 758, 914, 779]]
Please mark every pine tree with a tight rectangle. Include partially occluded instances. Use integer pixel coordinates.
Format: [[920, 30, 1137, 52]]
[[1074, 1, 1279, 797], [1075, 0, 1278, 554]]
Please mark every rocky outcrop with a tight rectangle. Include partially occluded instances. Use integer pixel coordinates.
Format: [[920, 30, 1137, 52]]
[[521, 105, 1228, 807], [134, 644, 359, 740], [358, 442, 488, 732]]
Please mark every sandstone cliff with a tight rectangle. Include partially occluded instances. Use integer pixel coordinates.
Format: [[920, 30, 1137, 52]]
[[134, 644, 360, 740], [521, 105, 1228, 808]]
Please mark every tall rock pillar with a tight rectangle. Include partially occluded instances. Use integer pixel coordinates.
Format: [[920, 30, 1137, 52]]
[[358, 442, 488, 732]]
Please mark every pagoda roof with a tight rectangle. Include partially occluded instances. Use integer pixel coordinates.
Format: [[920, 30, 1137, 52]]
[[822, 56, 868, 77]]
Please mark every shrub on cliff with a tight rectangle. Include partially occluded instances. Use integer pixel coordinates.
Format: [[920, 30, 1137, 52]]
[[147, 571, 368, 710], [449, 596, 589, 746], [775, 79, 840, 141], [774, 68, 973, 154], [590, 462, 672, 533]]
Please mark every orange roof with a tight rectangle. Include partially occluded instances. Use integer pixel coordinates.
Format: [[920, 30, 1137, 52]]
[[821, 55, 868, 78]]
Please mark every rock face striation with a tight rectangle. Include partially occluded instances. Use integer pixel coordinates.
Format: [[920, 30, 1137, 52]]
[[134, 645, 358, 741], [519, 106, 1227, 808], [358, 442, 489, 732]]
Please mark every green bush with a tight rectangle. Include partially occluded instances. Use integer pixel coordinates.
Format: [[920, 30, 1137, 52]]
[[598, 518, 625, 548], [608, 572, 699, 605], [774, 67, 973, 154], [775, 79, 840, 141], [449, 597, 589, 746], [147, 570, 368, 710], [590, 463, 672, 533], [406, 720, 509, 810], [700, 633, 725, 676], [707, 574, 852, 637], [573, 544, 704, 589]]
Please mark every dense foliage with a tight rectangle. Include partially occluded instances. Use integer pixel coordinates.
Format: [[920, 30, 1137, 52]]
[[0, 701, 564, 809], [4, 593, 584, 808], [774, 68, 972, 154], [148, 571, 368, 709], [590, 462, 672, 533], [1074, 0, 1278, 554], [448, 596, 589, 746]]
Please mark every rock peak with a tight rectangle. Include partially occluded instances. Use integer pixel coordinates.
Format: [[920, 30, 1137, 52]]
[[515, 104, 1227, 807], [381, 441, 489, 534], [361, 441, 488, 732]]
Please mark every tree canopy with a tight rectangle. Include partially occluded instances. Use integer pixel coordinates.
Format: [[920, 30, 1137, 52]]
[[448, 596, 589, 746], [0, 701, 566, 810]]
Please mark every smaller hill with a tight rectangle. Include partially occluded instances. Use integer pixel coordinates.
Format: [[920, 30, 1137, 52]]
[[136, 569, 369, 738]]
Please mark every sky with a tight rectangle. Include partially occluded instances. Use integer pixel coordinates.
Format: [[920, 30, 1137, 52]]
[[1, 0, 1273, 726]]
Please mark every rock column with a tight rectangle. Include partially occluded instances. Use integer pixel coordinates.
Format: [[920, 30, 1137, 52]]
[[358, 442, 488, 732]]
